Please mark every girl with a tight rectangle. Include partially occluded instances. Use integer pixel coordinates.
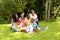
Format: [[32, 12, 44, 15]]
[[11, 18, 22, 32], [11, 13, 18, 30], [25, 15, 33, 34], [25, 15, 31, 26]]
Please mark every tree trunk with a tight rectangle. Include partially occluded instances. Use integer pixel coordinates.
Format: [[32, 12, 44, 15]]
[[45, 0, 48, 21], [45, 0, 52, 21], [48, 0, 52, 20]]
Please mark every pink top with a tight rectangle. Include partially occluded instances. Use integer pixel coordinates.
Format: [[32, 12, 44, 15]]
[[21, 19, 25, 27]]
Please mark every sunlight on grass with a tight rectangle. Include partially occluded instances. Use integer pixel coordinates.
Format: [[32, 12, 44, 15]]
[[1, 37, 11, 40], [0, 33, 2, 35], [5, 37, 10, 40], [56, 32, 60, 36], [56, 17, 60, 23], [57, 21, 60, 23]]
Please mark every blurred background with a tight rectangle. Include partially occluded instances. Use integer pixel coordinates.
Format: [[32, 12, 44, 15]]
[[0, 0, 60, 23]]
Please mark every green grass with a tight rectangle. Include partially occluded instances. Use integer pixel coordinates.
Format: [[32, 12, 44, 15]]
[[0, 21, 60, 40], [0, 17, 60, 40]]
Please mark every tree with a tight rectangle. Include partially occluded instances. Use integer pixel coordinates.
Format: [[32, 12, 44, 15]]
[[0, 0, 26, 20], [45, 0, 52, 21]]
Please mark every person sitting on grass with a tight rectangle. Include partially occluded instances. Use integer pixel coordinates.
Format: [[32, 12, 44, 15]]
[[11, 13, 18, 30], [25, 23, 33, 34], [24, 15, 33, 34], [29, 9, 39, 24], [21, 16, 25, 27], [25, 15, 31, 26], [16, 18, 23, 32], [30, 18, 49, 32], [11, 23, 18, 32], [12, 18, 26, 32], [11, 18, 22, 32], [30, 18, 38, 32]]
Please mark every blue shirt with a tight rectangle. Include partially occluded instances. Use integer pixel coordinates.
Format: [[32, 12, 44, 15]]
[[30, 22, 37, 28]]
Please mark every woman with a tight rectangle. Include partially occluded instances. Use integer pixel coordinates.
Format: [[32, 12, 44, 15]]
[[11, 13, 18, 30], [12, 13, 18, 23], [29, 9, 39, 24]]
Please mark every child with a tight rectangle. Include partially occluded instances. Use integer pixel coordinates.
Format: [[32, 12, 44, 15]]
[[16, 18, 23, 32], [21, 16, 25, 27], [31, 18, 37, 29], [25, 24, 33, 34], [30, 18, 38, 32], [30, 18, 49, 32], [25, 15, 31, 26], [12, 23, 18, 32], [24, 15, 33, 34], [12, 18, 23, 32], [16, 18, 27, 32]]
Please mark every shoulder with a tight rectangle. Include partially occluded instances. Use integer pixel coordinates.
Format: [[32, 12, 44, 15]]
[[29, 13, 31, 15]]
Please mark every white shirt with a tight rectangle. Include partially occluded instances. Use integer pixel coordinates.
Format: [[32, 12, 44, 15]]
[[29, 13, 37, 19]]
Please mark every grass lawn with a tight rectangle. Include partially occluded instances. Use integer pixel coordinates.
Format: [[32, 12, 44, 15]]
[[0, 21, 60, 40]]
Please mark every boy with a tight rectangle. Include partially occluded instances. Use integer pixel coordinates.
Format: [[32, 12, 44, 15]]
[[30, 18, 38, 32]]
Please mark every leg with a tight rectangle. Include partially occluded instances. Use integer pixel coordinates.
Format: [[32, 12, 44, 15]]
[[12, 26, 18, 32], [36, 20, 39, 25], [44, 25, 49, 31], [26, 26, 33, 34]]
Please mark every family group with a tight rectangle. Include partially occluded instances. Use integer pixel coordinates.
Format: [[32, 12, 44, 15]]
[[11, 9, 48, 34]]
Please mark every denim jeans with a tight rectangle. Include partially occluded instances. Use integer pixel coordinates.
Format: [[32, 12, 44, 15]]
[[12, 26, 18, 32], [36, 20, 39, 25]]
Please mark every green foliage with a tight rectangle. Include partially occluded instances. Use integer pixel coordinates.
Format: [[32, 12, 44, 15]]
[[0, 0, 26, 13], [0, 0, 46, 20], [0, 0, 60, 20], [34, 0, 45, 20], [15, 4, 25, 13], [0, 0, 26, 20]]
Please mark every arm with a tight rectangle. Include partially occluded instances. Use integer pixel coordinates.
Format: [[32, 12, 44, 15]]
[[11, 18, 13, 26], [35, 14, 38, 21]]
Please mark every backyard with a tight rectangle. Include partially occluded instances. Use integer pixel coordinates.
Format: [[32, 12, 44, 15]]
[[0, 17, 60, 40], [0, 0, 60, 40]]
